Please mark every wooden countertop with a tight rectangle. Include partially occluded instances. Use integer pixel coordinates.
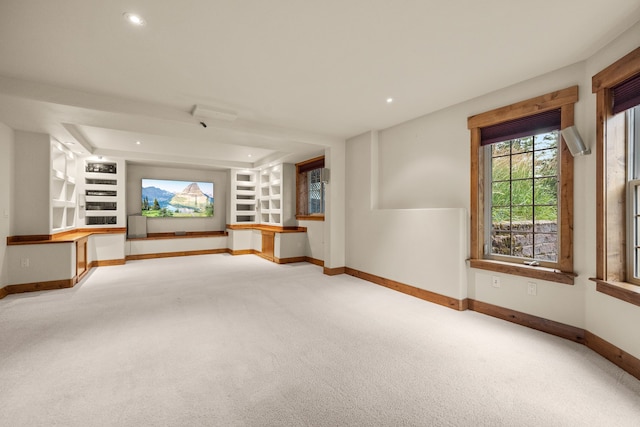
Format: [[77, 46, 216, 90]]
[[7, 228, 127, 245]]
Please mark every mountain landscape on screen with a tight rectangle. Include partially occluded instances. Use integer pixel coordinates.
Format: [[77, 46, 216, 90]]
[[141, 179, 214, 217]]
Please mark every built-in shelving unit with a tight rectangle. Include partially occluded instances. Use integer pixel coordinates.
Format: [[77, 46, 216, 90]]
[[81, 158, 125, 227], [229, 169, 258, 224], [258, 163, 295, 227], [50, 141, 77, 233]]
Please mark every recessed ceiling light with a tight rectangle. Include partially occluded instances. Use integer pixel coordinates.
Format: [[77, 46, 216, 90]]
[[135, 141, 141, 145], [248, 154, 252, 158], [386, 98, 394, 103], [123, 12, 145, 26]]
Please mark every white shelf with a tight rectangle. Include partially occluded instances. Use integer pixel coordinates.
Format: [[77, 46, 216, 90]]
[[229, 169, 258, 224], [82, 158, 125, 228], [85, 195, 118, 203], [85, 210, 118, 216], [52, 169, 65, 180]]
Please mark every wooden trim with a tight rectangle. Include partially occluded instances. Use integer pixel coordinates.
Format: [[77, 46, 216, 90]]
[[590, 278, 640, 307], [126, 249, 228, 261], [4, 279, 75, 295], [0, 286, 8, 300], [593, 48, 640, 287], [470, 127, 482, 260], [346, 267, 468, 311], [584, 331, 640, 381], [58, 227, 126, 237], [323, 266, 346, 276], [295, 155, 325, 170], [296, 215, 325, 221], [93, 259, 126, 267], [468, 87, 577, 281], [128, 231, 227, 241], [595, 88, 607, 279], [75, 268, 90, 284], [305, 257, 324, 267], [226, 224, 307, 233], [274, 256, 307, 264], [469, 259, 575, 285], [468, 299, 585, 343], [256, 252, 274, 262], [592, 47, 640, 92], [467, 86, 579, 129], [296, 155, 325, 217], [559, 103, 575, 273], [227, 249, 258, 256], [7, 234, 52, 244], [8, 228, 128, 245]]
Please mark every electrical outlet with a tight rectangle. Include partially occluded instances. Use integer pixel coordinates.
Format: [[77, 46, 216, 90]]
[[527, 282, 537, 296], [20, 258, 30, 268], [492, 276, 501, 288]]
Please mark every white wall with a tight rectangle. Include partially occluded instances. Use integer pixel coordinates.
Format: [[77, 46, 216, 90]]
[[126, 235, 227, 257], [298, 220, 324, 261], [88, 234, 126, 263], [324, 145, 346, 269], [127, 164, 228, 233], [346, 131, 468, 301], [8, 243, 75, 285], [13, 131, 50, 235], [0, 122, 13, 287], [345, 20, 640, 359], [275, 233, 306, 259]]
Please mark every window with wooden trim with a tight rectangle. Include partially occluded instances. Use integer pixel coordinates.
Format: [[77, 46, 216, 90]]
[[467, 87, 578, 285], [592, 47, 640, 307], [296, 156, 325, 220]]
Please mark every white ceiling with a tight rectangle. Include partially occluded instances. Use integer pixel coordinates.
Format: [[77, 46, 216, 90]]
[[0, 0, 639, 169]]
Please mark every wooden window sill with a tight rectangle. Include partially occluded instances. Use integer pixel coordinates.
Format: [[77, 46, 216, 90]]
[[590, 278, 640, 308], [296, 215, 325, 221], [469, 259, 575, 285]]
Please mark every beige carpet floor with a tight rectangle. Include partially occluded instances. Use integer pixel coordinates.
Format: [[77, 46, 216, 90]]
[[1, 254, 639, 426]]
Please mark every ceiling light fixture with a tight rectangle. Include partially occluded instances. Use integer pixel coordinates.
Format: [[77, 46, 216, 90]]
[[386, 98, 394, 103], [135, 141, 141, 145], [248, 154, 252, 158], [123, 12, 145, 26], [191, 104, 238, 122]]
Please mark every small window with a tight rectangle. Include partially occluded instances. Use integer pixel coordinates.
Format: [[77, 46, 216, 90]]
[[467, 87, 577, 284], [591, 46, 640, 307], [296, 156, 325, 220], [486, 130, 559, 265]]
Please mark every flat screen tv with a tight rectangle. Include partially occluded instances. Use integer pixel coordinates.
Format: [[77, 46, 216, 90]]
[[141, 179, 214, 218]]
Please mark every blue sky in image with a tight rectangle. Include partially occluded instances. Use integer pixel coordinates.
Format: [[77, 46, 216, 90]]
[[142, 179, 214, 197]]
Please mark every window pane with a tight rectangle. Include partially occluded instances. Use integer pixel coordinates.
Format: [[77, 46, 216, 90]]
[[535, 206, 557, 224], [512, 180, 533, 205], [511, 137, 533, 154], [534, 149, 557, 177], [491, 232, 512, 256], [492, 207, 510, 226], [534, 177, 557, 205], [511, 152, 533, 179], [308, 169, 324, 214], [492, 156, 510, 181], [492, 181, 510, 207], [534, 132, 558, 150], [492, 141, 511, 157], [512, 206, 533, 230], [534, 233, 558, 261], [487, 130, 560, 263], [512, 232, 533, 258]]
